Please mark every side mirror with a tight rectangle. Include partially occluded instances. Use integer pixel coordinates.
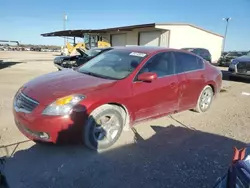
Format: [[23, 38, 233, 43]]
[[137, 72, 157, 82]]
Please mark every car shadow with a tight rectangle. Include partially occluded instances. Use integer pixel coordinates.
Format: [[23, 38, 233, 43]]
[[221, 70, 250, 83], [0, 60, 24, 70], [1, 123, 246, 188], [217, 64, 229, 68]]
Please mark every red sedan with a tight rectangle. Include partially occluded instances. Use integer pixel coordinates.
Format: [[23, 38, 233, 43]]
[[13, 46, 222, 150]]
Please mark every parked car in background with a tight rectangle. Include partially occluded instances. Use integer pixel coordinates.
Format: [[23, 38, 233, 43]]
[[53, 47, 113, 70], [228, 51, 250, 79], [181, 48, 212, 63], [30, 47, 41, 52], [13, 46, 222, 151], [241, 51, 248, 55], [221, 52, 228, 56], [218, 51, 244, 67]]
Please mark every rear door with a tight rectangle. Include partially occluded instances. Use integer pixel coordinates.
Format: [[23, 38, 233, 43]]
[[131, 51, 179, 121], [174, 52, 205, 110]]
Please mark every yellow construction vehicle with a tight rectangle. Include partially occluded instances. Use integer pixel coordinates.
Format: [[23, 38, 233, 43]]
[[67, 40, 111, 56], [66, 42, 86, 55], [82, 34, 111, 49], [41, 30, 111, 56], [64, 35, 111, 56]]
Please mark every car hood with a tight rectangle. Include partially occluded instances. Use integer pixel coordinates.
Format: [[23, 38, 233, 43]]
[[76, 48, 88, 57], [234, 55, 250, 62], [54, 55, 78, 60], [21, 69, 117, 105]]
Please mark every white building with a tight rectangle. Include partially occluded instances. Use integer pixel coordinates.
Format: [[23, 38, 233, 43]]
[[101, 23, 224, 63]]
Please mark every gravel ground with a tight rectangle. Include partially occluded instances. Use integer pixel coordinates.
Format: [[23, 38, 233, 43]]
[[0, 51, 250, 188]]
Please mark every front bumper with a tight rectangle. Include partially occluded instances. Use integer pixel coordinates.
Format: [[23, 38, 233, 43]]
[[228, 71, 250, 79], [228, 63, 250, 78], [13, 107, 87, 144]]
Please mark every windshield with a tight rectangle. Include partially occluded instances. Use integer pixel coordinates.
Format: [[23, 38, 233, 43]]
[[78, 49, 147, 79]]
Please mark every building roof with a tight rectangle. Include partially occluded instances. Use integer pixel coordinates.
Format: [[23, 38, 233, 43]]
[[41, 23, 223, 38]]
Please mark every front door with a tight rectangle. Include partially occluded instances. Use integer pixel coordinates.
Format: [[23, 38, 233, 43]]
[[174, 52, 205, 110], [130, 52, 179, 121]]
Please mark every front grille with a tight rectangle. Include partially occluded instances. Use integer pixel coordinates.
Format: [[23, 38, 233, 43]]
[[14, 92, 39, 113], [236, 61, 250, 74]]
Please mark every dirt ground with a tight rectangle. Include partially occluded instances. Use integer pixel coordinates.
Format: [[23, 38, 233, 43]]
[[0, 51, 250, 188]]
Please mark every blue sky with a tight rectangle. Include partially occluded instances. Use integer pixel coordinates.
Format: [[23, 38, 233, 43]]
[[1, 0, 249, 51]]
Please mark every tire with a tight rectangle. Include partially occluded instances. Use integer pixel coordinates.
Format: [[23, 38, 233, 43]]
[[194, 85, 214, 113], [83, 104, 125, 151]]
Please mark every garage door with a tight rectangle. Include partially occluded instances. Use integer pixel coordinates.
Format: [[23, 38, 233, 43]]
[[139, 31, 161, 46], [111, 34, 127, 46]]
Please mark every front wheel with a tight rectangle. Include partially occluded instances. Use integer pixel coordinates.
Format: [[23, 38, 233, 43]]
[[83, 104, 125, 151], [194, 85, 214, 113]]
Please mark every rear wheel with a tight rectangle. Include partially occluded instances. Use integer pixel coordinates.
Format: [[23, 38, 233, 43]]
[[83, 104, 125, 151], [194, 85, 214, 113]]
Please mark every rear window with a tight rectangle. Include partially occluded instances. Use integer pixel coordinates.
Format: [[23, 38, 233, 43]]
[[192, 49, 210, 56], [182, 48, 210, 57]]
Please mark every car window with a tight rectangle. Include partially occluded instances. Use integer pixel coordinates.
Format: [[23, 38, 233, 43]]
[[137, 52, 175, 78], [192, 49, 210, 57], [202, 49, 211, 56], [78, 49, 147, 79], [174, 52, 204, 74]]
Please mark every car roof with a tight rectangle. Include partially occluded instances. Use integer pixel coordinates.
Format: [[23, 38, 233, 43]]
[[91, 47, 113, 50], [182, 47, 209, 51], [111, 46, 182, 54]]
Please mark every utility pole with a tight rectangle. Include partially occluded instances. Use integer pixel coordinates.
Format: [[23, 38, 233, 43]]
[[222, 17, 231, 52], [63, 13, 67, 47]]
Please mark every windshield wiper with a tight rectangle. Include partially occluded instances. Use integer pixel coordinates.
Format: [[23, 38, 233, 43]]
[[80, 71, 118, 80]]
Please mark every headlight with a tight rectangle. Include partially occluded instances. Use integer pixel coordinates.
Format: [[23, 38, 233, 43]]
[[42, 94, 85, 116]]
